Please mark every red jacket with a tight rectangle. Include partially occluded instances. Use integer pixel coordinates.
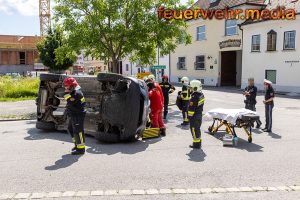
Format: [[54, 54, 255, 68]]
[[154, 82, 164, 104], [149, 88, 163, 112]]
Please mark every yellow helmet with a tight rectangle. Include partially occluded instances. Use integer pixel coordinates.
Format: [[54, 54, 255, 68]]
[[190, 80, 203, 92], [181, 77, 189, 84]]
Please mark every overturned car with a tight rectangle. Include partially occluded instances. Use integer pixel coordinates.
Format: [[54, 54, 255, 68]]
[[36, 73, 149, 142]]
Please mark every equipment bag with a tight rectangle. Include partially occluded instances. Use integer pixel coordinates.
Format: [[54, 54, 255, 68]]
[[142, 128, 160, 139]]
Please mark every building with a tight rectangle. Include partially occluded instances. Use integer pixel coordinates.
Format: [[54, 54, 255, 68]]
[[122, 48, 170, 81], [0, 35, 43, 75], [170, 0, 265, 86], [241, 0, 300, 93]]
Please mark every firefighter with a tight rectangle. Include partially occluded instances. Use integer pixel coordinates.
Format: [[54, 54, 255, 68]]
[[63, 77, 87, 155], [187, 80, 205, 149], [180, 77, 191, 126], [263, 79, 275, 133], [148, 74, 164, 105], [159, 75, 175, 119], [243, 78, 262, 128], [147, 81, 166, 136]]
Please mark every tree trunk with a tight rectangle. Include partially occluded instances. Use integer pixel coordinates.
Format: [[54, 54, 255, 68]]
[[111, 59, 119, 74]]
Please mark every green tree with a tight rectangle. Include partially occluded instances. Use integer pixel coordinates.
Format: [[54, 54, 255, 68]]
[[54, 0, 192, 73], [37, 28, 76, 73]]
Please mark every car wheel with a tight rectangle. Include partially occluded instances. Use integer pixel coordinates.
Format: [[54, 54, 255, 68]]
[[36, 121, 56, 131], [40, 73, 66, 82], [95, 132, 121, 143]]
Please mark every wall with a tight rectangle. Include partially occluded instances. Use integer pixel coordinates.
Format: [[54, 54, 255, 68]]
[[241, 18, 300, 93]]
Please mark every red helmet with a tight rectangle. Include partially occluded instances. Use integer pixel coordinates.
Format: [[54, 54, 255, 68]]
[[162, 75, 169, 81], [63, 77, 78, 88]]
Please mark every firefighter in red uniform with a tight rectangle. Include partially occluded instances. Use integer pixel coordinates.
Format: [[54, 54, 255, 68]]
[[63, 77, 87, 155], [147, 81, 166, 136], [148, 74, 164, 105]]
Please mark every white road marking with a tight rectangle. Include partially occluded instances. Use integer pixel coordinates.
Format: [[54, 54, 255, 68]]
[[1, 185, 299, 199]]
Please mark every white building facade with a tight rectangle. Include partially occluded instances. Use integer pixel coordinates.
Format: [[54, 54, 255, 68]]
[[170, 0, 265, 86], [241, 1, 300, 92], [122, 48, 170, 81]]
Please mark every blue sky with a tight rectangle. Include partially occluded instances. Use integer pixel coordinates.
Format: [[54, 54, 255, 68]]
[[0, 0, 189, 36]]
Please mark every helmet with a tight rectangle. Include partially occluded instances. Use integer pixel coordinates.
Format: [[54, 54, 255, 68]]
[[63, 77, 78, 88], [181, 77, 189, 84], [190, 80, 202, 92], [148, 74, 155, 81], [162, 75, 169, 81], [143, 76, 148, 81]]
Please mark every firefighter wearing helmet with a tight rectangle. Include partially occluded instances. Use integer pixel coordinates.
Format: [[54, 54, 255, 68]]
[[63, 77, 87, 155], [180, 77, 191, 126], [159, 75, 175, 119], [187, 80, 205, 149]]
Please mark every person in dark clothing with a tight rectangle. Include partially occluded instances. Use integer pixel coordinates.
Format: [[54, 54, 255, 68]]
[[188, 80, 205, 149], [64, 77, 87, 155], [263, 79, 275, 133], [180, 77, 191, 126], [243, 78, 262, 128], [159, 75, 175, 119]]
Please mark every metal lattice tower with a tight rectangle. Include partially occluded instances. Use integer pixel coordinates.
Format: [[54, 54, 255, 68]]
[[39, 0, 51, 36]]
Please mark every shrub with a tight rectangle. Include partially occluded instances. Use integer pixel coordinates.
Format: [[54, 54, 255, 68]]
[[0, 76, 39, 100]]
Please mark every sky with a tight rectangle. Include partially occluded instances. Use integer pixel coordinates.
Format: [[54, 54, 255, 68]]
[[0, 0, 189, 36]]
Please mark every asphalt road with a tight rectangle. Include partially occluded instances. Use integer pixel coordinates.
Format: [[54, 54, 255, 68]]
[[1, 88, 300, 199]]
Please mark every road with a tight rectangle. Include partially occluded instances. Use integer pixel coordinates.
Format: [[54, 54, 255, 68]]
[[1, 88, 300, 199]]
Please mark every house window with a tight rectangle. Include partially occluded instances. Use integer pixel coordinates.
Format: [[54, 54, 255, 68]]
[[284, 31, 296, 50], [126, 64, 129, 71], [251, 35, 260, 52], [197, 25, 206, 41], [267, 30, 277, 51], [225, 20, 237, 36], [19, 52, 26, 65], [195, 55, 205, 70], [177, 57, 186, 70], [265, 70, 277, 84]]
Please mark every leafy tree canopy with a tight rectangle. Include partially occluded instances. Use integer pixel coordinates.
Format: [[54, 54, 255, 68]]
[[54, 0, 192, 72], [37, 28, 76, 73]]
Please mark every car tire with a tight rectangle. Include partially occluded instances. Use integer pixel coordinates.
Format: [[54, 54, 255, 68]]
[[36, 121, 56, 131], [40, 73, 66, 82], [95, 132, 121, 143]]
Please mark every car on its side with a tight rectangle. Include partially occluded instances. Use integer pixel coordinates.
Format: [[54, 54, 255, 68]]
[[36, 73, 149, 142]]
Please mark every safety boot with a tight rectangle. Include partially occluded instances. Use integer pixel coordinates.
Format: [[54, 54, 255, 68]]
[[189, 142, 201, 149], [160, 128, 166, 137], [181, 121, 189, 126], [71, 148, 85, 155]]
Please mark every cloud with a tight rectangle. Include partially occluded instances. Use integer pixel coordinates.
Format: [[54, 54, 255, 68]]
[[0, 0, 38, 16]]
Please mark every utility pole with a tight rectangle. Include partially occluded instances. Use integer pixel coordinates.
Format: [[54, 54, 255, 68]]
[[39, 0, 51, 36]]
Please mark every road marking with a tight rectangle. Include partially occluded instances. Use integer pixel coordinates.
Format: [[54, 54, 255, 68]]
[[1, 185, 299, 199]]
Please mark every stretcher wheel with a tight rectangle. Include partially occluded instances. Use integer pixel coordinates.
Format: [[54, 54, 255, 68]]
[[248, 136, 253, 143]]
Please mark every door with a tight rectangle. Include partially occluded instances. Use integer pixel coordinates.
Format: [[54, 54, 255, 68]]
[[221, 51, 236, 86]]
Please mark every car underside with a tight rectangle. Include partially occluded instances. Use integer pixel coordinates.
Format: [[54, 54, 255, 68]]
[[36, 73, 149, 142]]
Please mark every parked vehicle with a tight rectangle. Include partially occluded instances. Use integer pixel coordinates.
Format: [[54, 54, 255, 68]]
[[35, 73, 149, 142]]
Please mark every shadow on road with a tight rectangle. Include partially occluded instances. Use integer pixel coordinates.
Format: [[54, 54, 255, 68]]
[[186, 149, 206, 162], [205, 131, 264, 152], [45, 154, 81, 171], [268, 132, 282, 139]]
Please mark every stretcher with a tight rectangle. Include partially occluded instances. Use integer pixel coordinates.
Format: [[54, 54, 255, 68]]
[[205, 108, 260, 145]]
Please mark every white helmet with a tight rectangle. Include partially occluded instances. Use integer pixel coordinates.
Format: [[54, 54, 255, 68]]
[[181, 77, 189, 84], [143, 76, 148, 81], [148, 74, 155, 81], [190, 80, 203, 92]]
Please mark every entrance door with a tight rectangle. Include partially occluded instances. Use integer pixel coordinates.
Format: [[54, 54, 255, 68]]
[[221, 51, 236, 86]]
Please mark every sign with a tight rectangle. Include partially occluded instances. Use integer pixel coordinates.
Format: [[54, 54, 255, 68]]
[[219, 39, 241, 49], [150, 65, 166, 69]]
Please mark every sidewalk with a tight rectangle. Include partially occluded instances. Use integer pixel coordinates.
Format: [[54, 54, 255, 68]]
[[0, 100, 36, 120]]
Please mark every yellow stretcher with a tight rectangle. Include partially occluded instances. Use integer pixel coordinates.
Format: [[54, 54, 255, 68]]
[[208, 113, 260, 144]]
